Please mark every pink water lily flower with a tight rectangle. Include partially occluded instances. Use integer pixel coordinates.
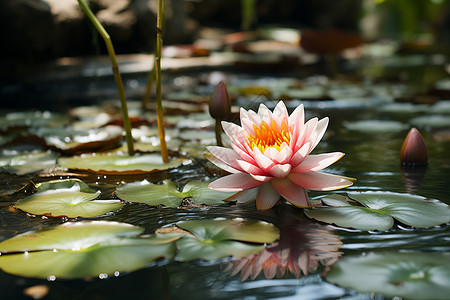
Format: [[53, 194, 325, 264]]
[[206, 101, 355, 210]]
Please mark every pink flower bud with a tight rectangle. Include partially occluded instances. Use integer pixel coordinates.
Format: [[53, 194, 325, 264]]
[[209, 81, 231, 120], [400, 128, 428, 165]]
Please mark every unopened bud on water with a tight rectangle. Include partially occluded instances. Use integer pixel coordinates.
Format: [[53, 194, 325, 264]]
[[400, 127, 428, 165], [209, 81, 231, 120]]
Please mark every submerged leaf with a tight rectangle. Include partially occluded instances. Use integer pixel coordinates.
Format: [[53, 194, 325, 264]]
[[0, 221, 178, 279], [14, 179, 124, 218], [58, 153, 189, 174], [326, 251, 450, 300], [305, 192, 450, 231]]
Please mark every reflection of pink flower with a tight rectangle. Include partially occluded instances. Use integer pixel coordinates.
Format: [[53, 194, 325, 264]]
[[207, 101, 354, 209], [226, 221, 342, 281]]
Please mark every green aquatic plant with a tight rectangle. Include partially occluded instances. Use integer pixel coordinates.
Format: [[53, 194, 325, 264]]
[[157, 218, 280, 262], [326, 251, 450, 300], [58, 153, 188, 174], [78, 0, 134, 156], [14, 179, 124, 218], [155, 0, 169, 163], [0, 221, 178, 279], [305, 192, 450, 231], [116, 179, 236, 207]]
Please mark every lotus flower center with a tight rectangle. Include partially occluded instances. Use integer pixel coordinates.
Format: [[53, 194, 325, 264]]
[[247, 119, 290, 152]]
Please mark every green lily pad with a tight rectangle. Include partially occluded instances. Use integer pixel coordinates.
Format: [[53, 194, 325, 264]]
[[14, 179, 124, 218], [115, 179, 235, 207], [343, 120, 408, 133], [171, 218, 279, 261], [0, 111, 68, 132], [410, 115, 450, 128], [326, 251, 450, 300], [0, 150, 58, 175], [58, 153, 190, 174], [31, 125, 123, 154], [0, 221, 178, 279], [305, 192, 450, 231]]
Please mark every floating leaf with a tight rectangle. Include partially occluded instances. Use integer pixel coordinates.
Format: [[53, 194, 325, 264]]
[[305, 192, 450, 231], [58, 153, 189, 174], [410, 115, 450, 128], [343, 120, 408, 133], [326, 251, 450, 300], [0, 111, 68, 132], [0, 221, 178, 279], [31, 125, 123, 154], [0, 150, 58, 175], [15, 179, 124, 218], [168, 218, 279, 261], [116, 179, 235, 207]]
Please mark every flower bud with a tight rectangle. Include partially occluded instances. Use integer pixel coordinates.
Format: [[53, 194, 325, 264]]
[[400, 127, 428, 165], [209, 81, 231, 120]]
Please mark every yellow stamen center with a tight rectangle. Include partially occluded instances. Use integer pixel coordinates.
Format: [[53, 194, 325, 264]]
[[247, 119, 290, 152]]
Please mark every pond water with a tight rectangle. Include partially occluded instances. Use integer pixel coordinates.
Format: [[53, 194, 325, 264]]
[[1, 52, 450, 300]]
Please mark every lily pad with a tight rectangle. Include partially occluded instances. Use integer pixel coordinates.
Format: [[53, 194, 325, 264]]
[[14, 179, 124, 218], [0, 111, 68, 132], [410, 115, 450, 128], [0, 221, 178, 279], [167, 218, 279, 261], [116, 179, 235, 207], [343, 120, 408, 133], [31, 125, 123, 154], [305, 192, 450, 231], [326, 251, 450, 300], [0, 150, 58, 175], [58, 153, 189, 174]]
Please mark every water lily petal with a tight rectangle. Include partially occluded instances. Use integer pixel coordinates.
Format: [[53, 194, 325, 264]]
[[273, 145, 293, 164], [204, 153, 240, 174], [222, 121, 248, 150], [272, 101, 289, 127], [253, 146, 276, 171], [236, 159, 266, 175], [293, 125, 309, 153], [209, 173, 263, 192], [246, 107, 262, 127], [288, 104, 305, 133], [231, 143, 257, 165], [288, 172, 354, 191], [249, 173, 273, 182], [226, 188, 258, 203], [271, 179, 310, 207], [258, 103, 273, 122], [207, 146, 244, 172], [291, 152, 344, 173], [241, 117, 256, 135], [290, 142, 311, 167], [268, 164, 292, 178], [256, 183, 281, 210], [304, 117, 318, 142], [309, 117, 329, 153]]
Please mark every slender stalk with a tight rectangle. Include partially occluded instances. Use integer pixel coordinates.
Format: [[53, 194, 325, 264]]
[[155, 0, 169, 162], [142, 65, 156, 111], [214, 120, 223, 147], [78, 0, 134, 156]]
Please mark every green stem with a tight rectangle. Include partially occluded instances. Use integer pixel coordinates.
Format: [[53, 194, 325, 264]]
[[142, 65, 156, 111], [155, 0, 169, 163], [78, 0, 134, 156], [215, 120, 223, 147]]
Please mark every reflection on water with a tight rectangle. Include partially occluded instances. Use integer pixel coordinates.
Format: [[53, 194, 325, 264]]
[[225, 205, 342, 281]]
